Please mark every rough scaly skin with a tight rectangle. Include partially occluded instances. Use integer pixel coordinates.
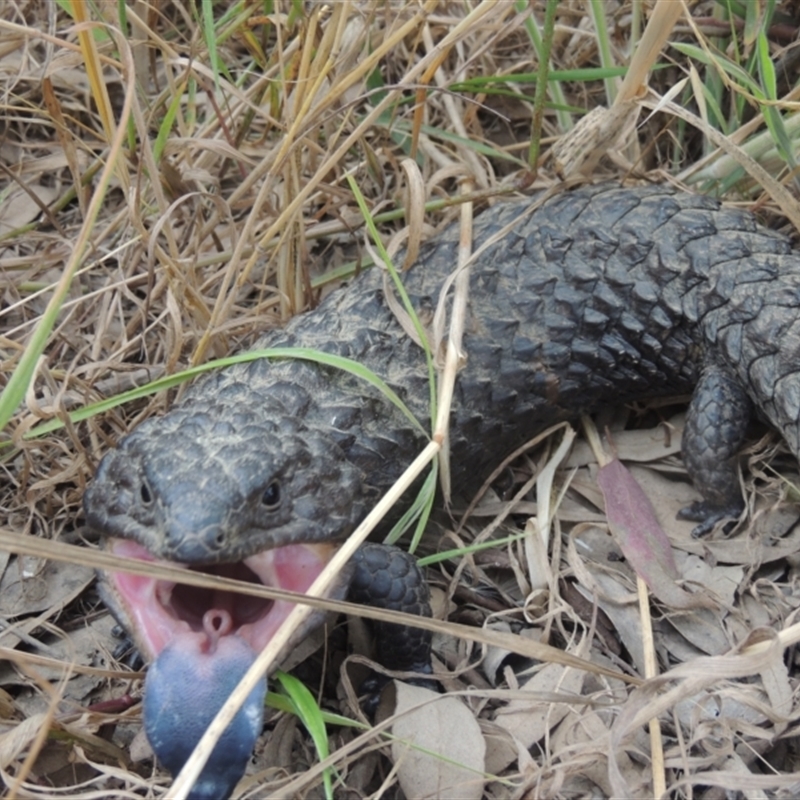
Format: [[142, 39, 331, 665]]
[[85, 182, 800, 559], [84, 182, 800, 796]]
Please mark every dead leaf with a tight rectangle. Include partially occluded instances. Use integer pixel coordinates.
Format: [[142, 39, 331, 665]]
[[597, 457, 715, 610], [0, 185, 58, 233], [550, 708, 639, 798], [0, 712, 48, 769], [567, 413, 684, 468], [0, 557, 94, 618], [390, 681, 485, 800], [479, 719, 519, 775], [494, 661, 585, 747]]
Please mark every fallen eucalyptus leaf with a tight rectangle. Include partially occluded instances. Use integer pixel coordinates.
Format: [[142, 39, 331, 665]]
[[597, 457, 715, 610]]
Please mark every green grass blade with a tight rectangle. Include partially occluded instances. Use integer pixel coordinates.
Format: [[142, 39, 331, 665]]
[[417, 529, 528, 568], [450, 65, 631, 89], [274, 671, 335, 800], [671, 41, 763, 96], [21, 348, 428, 440], [588, 0, 616, 105], [756, 30, 777, 99], [384, 460, 438, 549], [515, 0, 572, 132], [266, 690, 366, 729], [409, 460, 439, 553], [153, 82, 185, 162], [527, 0, 558, 168], [201, 0, 220, 91], [345, 175, 437, 430]]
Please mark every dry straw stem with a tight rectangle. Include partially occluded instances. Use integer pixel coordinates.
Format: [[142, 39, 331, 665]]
[[70, 9, 128, 193], [525, 425, 575, 595], [0, 527, 635, 684], [636, 576, 666, 799], [0, 644, 141, 680], [613, 0, 684, 106], [5, 662, 67, 796], [0, 24, 136, 433], [193, 0, 508, 362], [433, 183, 474, 499], [553, 0, 685, 177]]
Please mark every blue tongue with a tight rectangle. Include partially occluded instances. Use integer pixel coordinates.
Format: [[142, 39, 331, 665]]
[[143, 614, 266, 800]]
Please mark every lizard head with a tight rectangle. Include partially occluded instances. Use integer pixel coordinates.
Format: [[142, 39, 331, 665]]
[[85, 387, 365, 564], [84, 385, 367, 660]]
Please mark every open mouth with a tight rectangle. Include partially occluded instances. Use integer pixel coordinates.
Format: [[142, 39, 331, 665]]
[[106, 538, 337, 660]]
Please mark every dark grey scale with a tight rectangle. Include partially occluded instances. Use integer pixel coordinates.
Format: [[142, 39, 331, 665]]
[[528, 195, 591, 230], [322, 403, 363, 432], [715, 319, 746, 367], [616, 231, 653, 268], [579, 306, 611, 336], [582, 187, 644, 229], [749, 356, 781, 409], [635, 195, 680, 232], [703, 294, 762, 345], [599, 329, 642, 367], [210, 419, 236, 437], [680, 279, 711, 326], [577, 230, 620, 266], [539, 227, 574, 263], [652, 242, 689, 288], [564, 354, 594, 384], [713, 205, 759, 234], [553, 282, 591, 319], [776, 378, 800, 430], [631, 278, 659, 308], [498, 226, 527, 257], [618, 311, 646, 340], [540, 340, 572, 369], [510, 335, 541, 362], [473, 327, 510, 365], [699, 273, 740, 321], [519, 263, 558, 294], [672, 212, 720, 252], [603, 257, 639, 293], [569, 338, 609, 374], [454, 408, 487, 442], [591, 281, 626, 321], [678, 353, 703, 389], [688, 228, 732, 274], [638, 332, 663, 361], [477, 267, 499, 294]]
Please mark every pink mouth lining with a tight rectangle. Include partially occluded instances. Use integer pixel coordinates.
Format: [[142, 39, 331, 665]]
[[108, 539, 335, 660]]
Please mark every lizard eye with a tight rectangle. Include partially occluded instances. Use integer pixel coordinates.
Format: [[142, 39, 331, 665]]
[[261, 482, 281, 510]]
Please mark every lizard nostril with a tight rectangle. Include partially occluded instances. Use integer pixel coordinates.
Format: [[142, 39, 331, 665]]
[[140, 481, 153, 505]]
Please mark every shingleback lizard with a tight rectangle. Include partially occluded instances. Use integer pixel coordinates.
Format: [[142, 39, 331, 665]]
[[84, 183, 800, 797]]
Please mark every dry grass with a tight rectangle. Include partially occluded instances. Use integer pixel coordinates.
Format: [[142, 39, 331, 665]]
[[2, 1, 800, 798]]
